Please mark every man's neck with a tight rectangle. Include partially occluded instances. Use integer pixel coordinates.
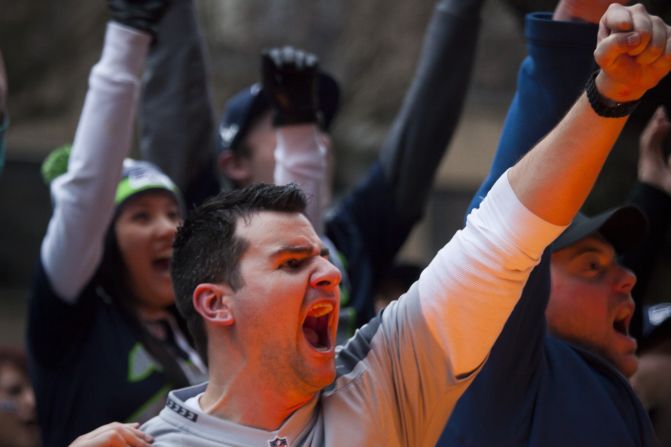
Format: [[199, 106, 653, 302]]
[[199, 375, 314, 431]]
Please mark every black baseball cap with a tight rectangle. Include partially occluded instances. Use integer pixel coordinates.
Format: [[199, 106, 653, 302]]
[[217, 72, 340, 154], [552, 205, 649, 254]]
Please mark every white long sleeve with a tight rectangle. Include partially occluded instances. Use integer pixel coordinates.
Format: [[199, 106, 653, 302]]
[[41, 23, 151, 302], [274, 124, 328, 235], [418, 170, 566, 377]]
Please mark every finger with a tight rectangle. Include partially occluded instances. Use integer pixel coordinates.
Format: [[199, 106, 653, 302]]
[[627, 4, 653, 56], [294, 49, 306, 70], [599, 3, 634, 42], [305, 53, 318, 69], [119, 428, 154, 447], [281, 46, 295, 68], [104, 424, 153, 447], [635, 15, 667, 63], [640, 106, 669, 155], [75, 422, 133, 441], [594, 31, 642, 69], [269, 48, 283, 67]]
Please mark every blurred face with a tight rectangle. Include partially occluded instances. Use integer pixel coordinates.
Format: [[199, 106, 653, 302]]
[[548, 235, 638, 377], [224, 112, 335, 191], [0, 364, 39, 447], [115, 191, 181, 318], [230, 211, 341, 401]]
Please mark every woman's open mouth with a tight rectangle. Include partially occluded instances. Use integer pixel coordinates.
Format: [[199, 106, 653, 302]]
[[152, 256, 172, 275]]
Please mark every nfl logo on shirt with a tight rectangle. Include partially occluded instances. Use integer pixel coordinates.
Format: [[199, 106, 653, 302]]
[[268, 437, 289, 447]]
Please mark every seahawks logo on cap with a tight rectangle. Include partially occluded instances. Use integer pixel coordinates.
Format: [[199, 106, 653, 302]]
[[219, 123, 239, 147], [125, 162, 173, 190]]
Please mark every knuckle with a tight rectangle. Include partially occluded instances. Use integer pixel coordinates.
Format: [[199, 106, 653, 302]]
[[631, 3, 648, 13]]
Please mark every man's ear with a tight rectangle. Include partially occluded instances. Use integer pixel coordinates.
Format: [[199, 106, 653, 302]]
[[193, 283, 235, 326], [218, 151, 251, 185]]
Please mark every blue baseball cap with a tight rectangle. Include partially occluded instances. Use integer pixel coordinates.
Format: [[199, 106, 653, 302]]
[[552, 205, 648, 254], [217, 72, 340, 154]]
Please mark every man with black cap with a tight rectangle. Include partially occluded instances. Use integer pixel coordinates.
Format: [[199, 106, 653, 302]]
[[438, 1, 662, 446], [138, 0, 488, 335]]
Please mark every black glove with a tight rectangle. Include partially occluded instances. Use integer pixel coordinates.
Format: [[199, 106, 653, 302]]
[[262, 46, 321, 127], [107, 0, 173, 37]]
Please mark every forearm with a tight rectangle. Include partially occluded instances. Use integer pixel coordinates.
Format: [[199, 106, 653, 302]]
[[378, 0, 482, 220], [419, 173, 565, 376], [41, 23, 150, 301], [274, 124, 327, 235], [509, 91, 627, 225], [139, 0, 216, 195]]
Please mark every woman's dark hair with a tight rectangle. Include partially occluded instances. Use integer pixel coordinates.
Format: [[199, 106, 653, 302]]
[[92, 202, 191, 389]]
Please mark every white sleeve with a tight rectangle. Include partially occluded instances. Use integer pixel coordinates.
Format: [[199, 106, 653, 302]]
[[274, 124, 328, 235], [41, 23, 151, 302], [418, 169, 566, 377]]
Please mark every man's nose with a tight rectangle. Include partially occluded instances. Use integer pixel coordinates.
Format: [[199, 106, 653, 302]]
[[615, 264, 637, 294], [311, 257, 342, 291]]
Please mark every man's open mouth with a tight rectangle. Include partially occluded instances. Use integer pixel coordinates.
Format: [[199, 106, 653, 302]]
[[613, 318, 628, 336], [613, 308, 632, 336], [302, 302, 334, 351]]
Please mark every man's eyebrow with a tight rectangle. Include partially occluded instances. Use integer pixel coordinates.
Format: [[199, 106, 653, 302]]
[[270, 245, 330, 258], [570, 244, 613, 258]]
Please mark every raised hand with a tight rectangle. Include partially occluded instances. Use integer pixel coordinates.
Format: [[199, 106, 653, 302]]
[[261, 46, 321, 127], [68, 422, 153, 447], [107, 0, 173, 37], [638, 105, 671, 193], [594, 3, 671, 103]]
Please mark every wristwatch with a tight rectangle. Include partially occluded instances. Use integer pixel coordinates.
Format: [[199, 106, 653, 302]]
[[585, 71, 640, 118]]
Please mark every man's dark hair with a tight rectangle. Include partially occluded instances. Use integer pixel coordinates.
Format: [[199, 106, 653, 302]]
[[172, 183, 307, 365]]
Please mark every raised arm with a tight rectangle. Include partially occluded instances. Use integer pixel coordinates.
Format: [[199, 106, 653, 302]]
[[139, 0, 219, 210], [377, 0, 483, 219], [423, 5, 670, 443], [326, 0, 486, 327], [263, 46, 329, 235], [466, 7, 619, 212], [41, 23, 152, 301], [439, 3, 670, 444], [39, 0, 173, 303], [510, 3, 671, 225]]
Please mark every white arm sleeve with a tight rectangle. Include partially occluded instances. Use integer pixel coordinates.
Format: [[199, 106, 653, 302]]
[[274, 124, 328, 235], [41, 23, 151, 302], [419, 169, 566, 377]]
